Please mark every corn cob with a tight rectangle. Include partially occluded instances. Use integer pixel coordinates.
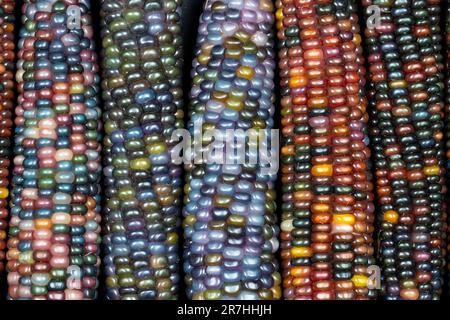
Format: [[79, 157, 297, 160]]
[[445, 0, 450, 298], [0, 0, 15, 275], [276, 0, 376, 300], [364, 0, 446, 300], [101, 0, 184, 300], [7, 0, 102, 300]]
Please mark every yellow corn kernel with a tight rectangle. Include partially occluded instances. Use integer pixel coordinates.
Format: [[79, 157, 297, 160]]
[[225, 99, 244, 111], [423, 165, 440, 176], [198, 54, 210, 65], [384, 210, 399, 224], [275, 8, 284, 20], [291, 247, 313, 258], [183, 215, 196, 227], [236, 66, 255, 80], [332, 214, 355, 225], [276, 20, 283, 30], [271, 286, 282, 300], [291, 266, 310, 278], [312, 164, 333, 177], [288, 76, 307, 88], [0, 187, 8, 199], [352, 275, 368, 288]]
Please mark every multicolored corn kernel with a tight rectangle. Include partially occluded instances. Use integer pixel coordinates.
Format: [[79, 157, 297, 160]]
[[101, 0, 184, 300], [183, 0, 281, 300], [276, 0, 376, 300], [0, 0, 15, 275], [364, 0, 446, 300], [7, 0, 102, 300]]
